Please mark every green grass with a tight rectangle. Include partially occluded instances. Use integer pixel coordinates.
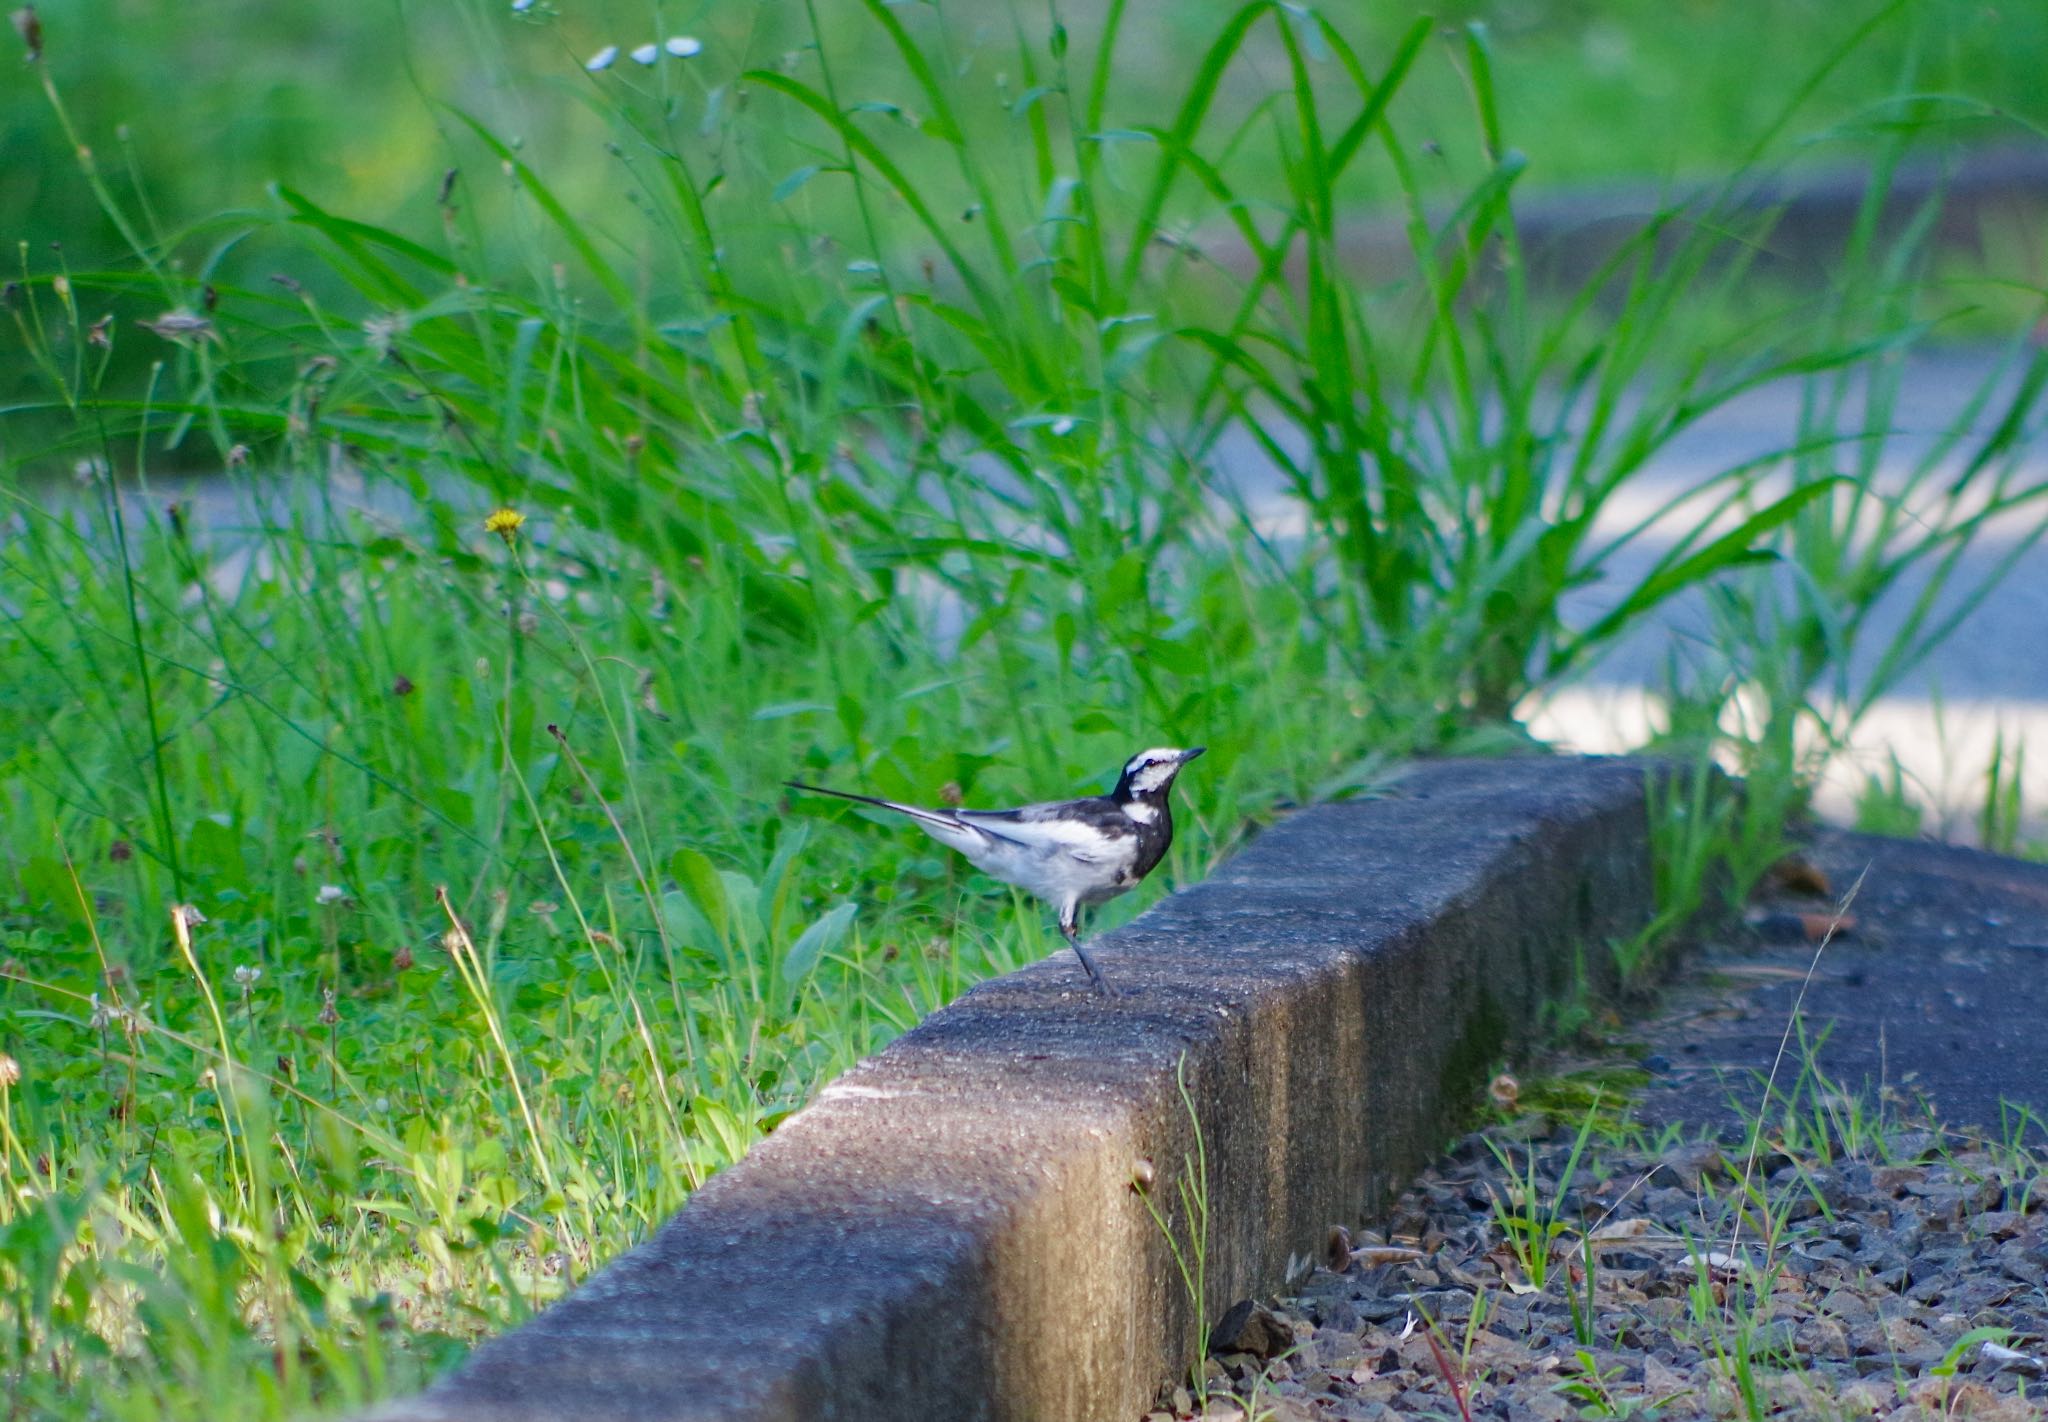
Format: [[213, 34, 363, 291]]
[[0, 461, 1374, 1414], [6, 0, 2046, 297], [3, 0, 2047, 1417]]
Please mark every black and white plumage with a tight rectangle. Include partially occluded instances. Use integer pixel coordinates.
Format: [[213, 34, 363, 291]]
[[786, 746, 1206, 996]]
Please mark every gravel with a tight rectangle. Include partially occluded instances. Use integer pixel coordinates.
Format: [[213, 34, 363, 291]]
[[1150, 1121, 2046, 1421]]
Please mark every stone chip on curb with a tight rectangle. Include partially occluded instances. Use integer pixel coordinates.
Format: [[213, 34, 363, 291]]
[[359, 757, 1659, 1422]]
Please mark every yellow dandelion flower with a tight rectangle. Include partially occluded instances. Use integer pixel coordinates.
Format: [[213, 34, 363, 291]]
[[484, 507, 526, 545]]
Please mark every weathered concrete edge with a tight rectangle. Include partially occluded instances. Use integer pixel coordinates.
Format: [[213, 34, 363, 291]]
[[362, 755, 1658, 1422]]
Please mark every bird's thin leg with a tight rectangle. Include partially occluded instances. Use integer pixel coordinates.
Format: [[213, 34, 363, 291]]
[[1059, 905, 1115, 998]]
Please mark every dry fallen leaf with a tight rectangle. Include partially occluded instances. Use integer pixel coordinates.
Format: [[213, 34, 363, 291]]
[[1585, 1216, 1655, 1247], [1350, 1244, 1428, 1269], [1799, 910, 1856, 941], [1321, 1225, 1352, 1272], [1766, 853, 1832, 897]]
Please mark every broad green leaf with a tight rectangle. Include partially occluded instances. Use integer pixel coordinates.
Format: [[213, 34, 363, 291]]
[[781, 901, 858, 982], [666, 848, 729, 943]]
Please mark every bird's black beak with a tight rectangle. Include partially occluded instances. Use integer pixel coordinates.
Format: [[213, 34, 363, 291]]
[[1181, 746, 1207, 761]]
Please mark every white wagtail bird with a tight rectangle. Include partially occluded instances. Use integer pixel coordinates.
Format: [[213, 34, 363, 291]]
[[786, 747, 1206, 997]]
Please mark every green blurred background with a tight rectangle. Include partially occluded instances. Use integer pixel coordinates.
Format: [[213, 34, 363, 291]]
[[4, 0, 2044, 456], [7, 0, 2045, 268]]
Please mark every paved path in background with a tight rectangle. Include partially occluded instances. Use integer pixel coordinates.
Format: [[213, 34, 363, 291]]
[[1225, 343, 2048, 838], [1528, 348, 2048, 839], [1632, 828, 2048, 1146]]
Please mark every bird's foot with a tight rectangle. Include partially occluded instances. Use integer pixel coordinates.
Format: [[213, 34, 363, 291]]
[[1068, 938, 1116, 999]]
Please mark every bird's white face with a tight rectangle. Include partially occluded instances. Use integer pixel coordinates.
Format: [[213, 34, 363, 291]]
[[1122, 746, 1203, 797]]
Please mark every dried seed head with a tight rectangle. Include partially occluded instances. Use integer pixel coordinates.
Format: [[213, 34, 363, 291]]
[[108, 840, 133, 862], [392, 943, 414, 972], [392, 674, 415, 696], [362, 311, 406, 358], [318, 987, 339, 1026], [1488, 1072, 1520, 1112], [0, 1054, 20, 1087], [11, 6, 40, 62], [138, 309, 217, 345], [172, 903, 208, 930], [86, 313, 111, 348], [638, 674, 667, 720], [938, 781, 963, 807]]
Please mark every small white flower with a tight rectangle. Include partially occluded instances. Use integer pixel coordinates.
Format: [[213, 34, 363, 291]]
[[88, 993, 114, 1031], [630, 42, 659, 65], [1050, 416, 1077, 436], [315, 884, 348, 906], [585, 44, 618, 72], [373, 1095, 392, 1114], [173, 903, 208, 929], [510, 0, 534, 10], [664, 35, 702, 57], [233, 964, 262, 987]]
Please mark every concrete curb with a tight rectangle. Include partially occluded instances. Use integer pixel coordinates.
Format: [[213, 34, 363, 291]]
[[367, 756, 1657, 1422]]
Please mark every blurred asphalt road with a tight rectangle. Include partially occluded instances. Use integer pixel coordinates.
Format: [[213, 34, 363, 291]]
[[1222, 343, 2048, 839]]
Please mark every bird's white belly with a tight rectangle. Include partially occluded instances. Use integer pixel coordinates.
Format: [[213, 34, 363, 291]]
[[962, 839, 1131, 908]]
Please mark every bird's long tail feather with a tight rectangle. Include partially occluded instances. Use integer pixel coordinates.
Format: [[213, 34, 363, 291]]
[[784, 780, 964, 832]]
